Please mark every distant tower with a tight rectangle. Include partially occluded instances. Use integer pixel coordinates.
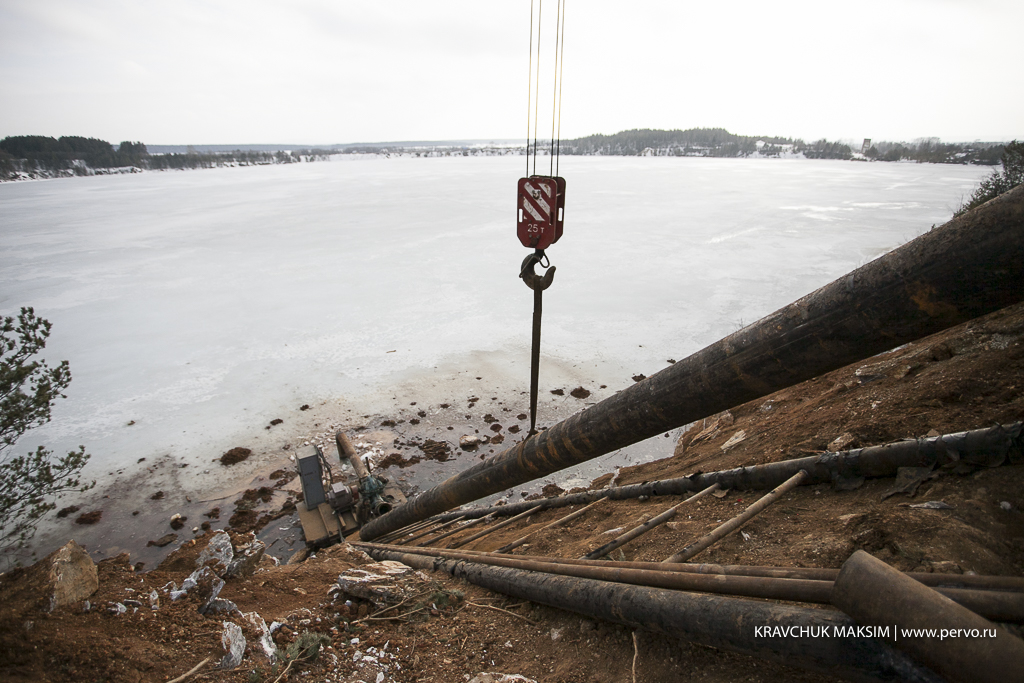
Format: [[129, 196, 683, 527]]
[[861, 138, 872, 154]]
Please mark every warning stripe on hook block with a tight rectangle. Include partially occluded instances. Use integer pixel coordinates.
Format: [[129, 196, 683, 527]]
[[521, 180, 553, 221], [518, 176, 559, 249]]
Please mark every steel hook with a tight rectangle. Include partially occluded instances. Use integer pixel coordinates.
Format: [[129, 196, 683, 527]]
[[519, 250, 556, 291]]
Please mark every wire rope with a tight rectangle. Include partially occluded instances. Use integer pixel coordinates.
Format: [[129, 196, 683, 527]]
[[555, 0, 566, 177], [549, 0, 562, 175], [532, 0, 543, 176], [526, 0, 534, 176]]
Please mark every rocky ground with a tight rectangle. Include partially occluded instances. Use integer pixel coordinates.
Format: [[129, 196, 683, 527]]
[[2, 301, 1023, 682]]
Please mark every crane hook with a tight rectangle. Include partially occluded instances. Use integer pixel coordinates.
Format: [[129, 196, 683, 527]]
[[520, 249, 556, 291]]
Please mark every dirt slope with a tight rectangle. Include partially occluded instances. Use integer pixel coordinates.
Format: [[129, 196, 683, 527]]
[[2, 302, 1023, 683]]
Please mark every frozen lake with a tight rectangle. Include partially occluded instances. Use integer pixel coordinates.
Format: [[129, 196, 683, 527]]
[[0, 154, 990, 555]]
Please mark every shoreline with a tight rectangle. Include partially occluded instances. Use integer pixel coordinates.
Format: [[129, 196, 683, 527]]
[[19, 354, 680, 570]]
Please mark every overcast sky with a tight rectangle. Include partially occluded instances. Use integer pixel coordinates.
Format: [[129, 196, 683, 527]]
[[1, 0, 1020, 146]]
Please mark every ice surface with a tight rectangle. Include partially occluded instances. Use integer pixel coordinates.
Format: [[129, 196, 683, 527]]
[[0, 155, 989, 500]]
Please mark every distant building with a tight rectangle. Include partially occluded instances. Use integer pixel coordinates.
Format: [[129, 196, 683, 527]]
[[861, 139, 872, 154]]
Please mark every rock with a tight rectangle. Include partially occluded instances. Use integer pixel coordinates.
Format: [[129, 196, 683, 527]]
[[549, 627, 564, 642], [244, 612, 276, 661], [909, 500, 954, 509], [330, 561, 417, 607], [468, 674, 538, 683], [631, 374, 646, 382], [147, 533, 178, 548], [224, 540, 266, 578], [925, 560, 963, 574], [31, 540, 100, 612], [460, 435, 481, 451], [220, 621, 246, 669], [720, 430, 747, 452], [197, 531, 234, 574], [570, 387, 591, 399], [169, 514, 187, 530], [1001, 501, 1013, 511], [191, 567, 227, 614], [203, 598, 239, 614], [838, 513, 866, 528], [828, 433, 856, 452]]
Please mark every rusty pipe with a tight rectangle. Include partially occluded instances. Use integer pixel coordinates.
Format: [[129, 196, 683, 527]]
[[336, 431, 370, 480], [832, 550, 1024, 683], [497, 498, 608, 554], [360, 541, 1024, 592], [448, 503, 544, 549], [356, 542, 1024, 623], [664, 471, 807, 563], [365, 181, 1024, 544], [426, 422, 1023, 525], [582, 483, 719, 560], [394, 515, 465, 546], [367, 547, 943, 682]]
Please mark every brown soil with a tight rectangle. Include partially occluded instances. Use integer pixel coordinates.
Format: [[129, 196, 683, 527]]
[[2, 302, 1024, 682], [378, 453, 423, 469], [220, 447, 253, 466], [74, 511, 102, 525]]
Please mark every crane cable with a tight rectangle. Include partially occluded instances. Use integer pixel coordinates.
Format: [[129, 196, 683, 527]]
[[526, 0, 566, 178], [522, 0, 566, 436]]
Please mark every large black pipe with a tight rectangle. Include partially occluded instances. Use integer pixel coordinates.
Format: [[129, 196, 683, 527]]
[[368, 547, 942, 682], [427, 422, 1022, 524], [362, 185, 1024, 540]]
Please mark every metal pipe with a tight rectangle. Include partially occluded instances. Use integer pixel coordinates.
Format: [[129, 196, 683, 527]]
[[395, 515, 465, 546], [336, 431, 369, 480], [496, 498, 608, 553], [366, 547, 942, 682], [361, 188, 1024, 540], [582, 483, 719, 560], [832, 550, 1024, 683], [448, 503, 544, 549], [427, 421, 1024, 525], [374, 518, 440, 544], [418, 513, 495, 547], [371, 542, 1024, 592], [356, 542, 1024, 623], [664, 471, 808, 563]]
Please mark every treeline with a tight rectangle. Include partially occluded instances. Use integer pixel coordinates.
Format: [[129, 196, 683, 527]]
[[559, 128, 790, 157], [556, 128, 1006, 164], [0, 136, 148, 171], [864, 139, 1003, 165], [0, 135, 334, 178]]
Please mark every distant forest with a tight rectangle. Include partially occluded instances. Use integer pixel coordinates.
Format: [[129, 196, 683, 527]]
[[1, 129, 1010, 180], [554, 128, 1006, 164], [0, 135, 334, 179]]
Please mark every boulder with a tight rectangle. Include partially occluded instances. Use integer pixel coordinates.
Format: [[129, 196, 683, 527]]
[[196, 531, 234, 574], [224, 539, 265, 578], [34, 540, 99, 612]]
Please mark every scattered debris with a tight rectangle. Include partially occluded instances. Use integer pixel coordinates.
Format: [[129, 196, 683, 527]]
[[570, 387, 591, 399]]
